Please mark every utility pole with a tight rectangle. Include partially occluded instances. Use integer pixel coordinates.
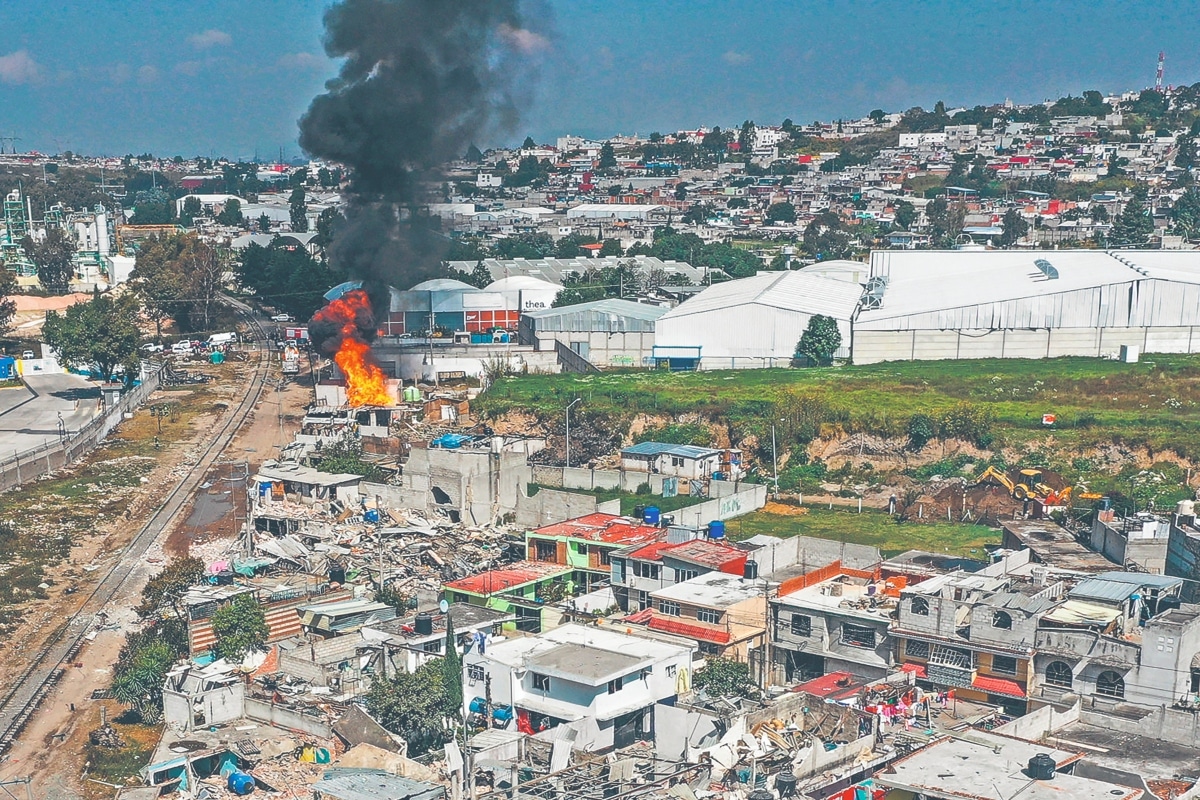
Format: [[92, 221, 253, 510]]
[[771, 423, 779, 499]]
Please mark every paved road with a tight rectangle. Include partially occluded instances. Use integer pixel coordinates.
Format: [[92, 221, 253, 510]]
[[0, 374, 101, 457]]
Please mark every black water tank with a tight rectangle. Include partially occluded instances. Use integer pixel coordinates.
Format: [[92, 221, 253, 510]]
[[743, 560, 759, 580], [633, 505, 646, 520], [775, 771, 798, 797], [1028, 753, 1056, 781], [415, 612, 434, 636], [214, 571, 234, 586], [328, 565, 346, 584]]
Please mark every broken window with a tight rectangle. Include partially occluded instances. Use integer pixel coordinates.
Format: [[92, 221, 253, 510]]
[[992, 610, 1013, 630], [1096, 670, 1125, 699], [791, 614, 812, 637], [841, 623, 876, 649], [905, 640, 930, 659], [930, 644, 973, 669], [532, 673, 550, 691], [910, 597, 930, 616], [1045, 661, 1073, 689]]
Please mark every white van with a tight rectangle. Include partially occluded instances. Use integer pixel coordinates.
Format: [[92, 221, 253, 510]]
[[170, 341, 193, 355], [207, 332, 238, 347]]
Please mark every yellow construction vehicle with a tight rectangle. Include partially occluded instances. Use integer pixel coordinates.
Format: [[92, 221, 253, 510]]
[[974, 466, 1072, 505]]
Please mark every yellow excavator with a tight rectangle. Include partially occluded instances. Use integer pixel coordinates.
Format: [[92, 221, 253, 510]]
[[975, 466, 1073, 505]]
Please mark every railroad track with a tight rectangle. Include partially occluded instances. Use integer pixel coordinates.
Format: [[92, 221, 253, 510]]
[[0, 297, 272, 754]]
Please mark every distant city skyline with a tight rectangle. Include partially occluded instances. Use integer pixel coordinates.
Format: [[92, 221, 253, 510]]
[[0, 1, 1195, 159]]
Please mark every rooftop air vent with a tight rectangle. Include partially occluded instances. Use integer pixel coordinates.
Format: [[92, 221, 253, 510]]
[[1033, 258, 1059, 280]]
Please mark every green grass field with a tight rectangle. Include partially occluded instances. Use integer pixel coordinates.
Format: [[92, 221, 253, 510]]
[[726, 506, 999, 558], [480, 355, 1200, 459]]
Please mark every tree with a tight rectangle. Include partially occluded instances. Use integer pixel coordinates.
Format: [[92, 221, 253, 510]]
[[999, 208, 1029, 247], [289, 187, 308, 232], [522, 135, 537, 149], [24, 227, 76, 294], [766, 202, 797, 224], [210, 593, 269, 662], [111, 636, 178, 722], [1109, 188, 1154, 248], [138, 557, 205, 619], [43, 292, 141, 383], [907, 413, 937, 451], [0, 268, 17, 337], [598, 143, 618, 171], [179, 195, 202, 227], [893, 200, 916, 230], [442, 615, 463, 719], [737, 120, 756, 152], [727, 197, 750, 209], [795, 314, 842, 366], [692, 658, 758, 699], [468, 259, 493, 288], [464, 143, 483, 163], [869, 109, 886, 123], [314, 436, 385, 482], [258, 213, 271, 232], [216, 198, 243, 226], [1171, 187, 1200, 239], [366, 659, 452, 757]]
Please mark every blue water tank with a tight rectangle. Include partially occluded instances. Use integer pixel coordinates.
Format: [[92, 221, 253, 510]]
[[363, 509, 380, 523], [708, 520, 726, 540], [469, 697, 487, 715], [493, 705, 514, 722], [643, 506, 661, 526], [712, 471, 725, 481], [227, 772, 255, 795]]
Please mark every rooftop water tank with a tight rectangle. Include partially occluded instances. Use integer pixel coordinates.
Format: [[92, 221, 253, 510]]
[[643, 506, 660, 526], [227, 772, 255, 795], [1028, 753, 1056, 781], [708, 520, 726, 540], [415, 611, 434, 636]]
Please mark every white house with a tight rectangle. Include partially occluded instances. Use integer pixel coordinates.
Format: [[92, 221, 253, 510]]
[[619, 442, 741, 481], [462, 623, 693, 751]]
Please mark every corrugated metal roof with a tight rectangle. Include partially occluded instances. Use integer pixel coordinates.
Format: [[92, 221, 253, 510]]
[[621, 442, 721, 459], [523, 297, 668, 323], [1069, 572, 1183, 603]]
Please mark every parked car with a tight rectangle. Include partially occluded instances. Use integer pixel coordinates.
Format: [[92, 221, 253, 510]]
[[170, 341, 193, 355], [141, 343, 164, 353], [20, 350, 34, 359], [271, 313, 294, 323]]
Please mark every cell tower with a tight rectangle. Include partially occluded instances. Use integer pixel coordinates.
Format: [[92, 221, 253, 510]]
[[1156, 51, 1165, 92]]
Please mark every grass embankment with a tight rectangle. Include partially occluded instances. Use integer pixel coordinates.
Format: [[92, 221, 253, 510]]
[[726, 506, 999, 559], [480, 356, 1200, 458]]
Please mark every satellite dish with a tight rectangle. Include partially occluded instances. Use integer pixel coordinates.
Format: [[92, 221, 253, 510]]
[[439, 599, 450, 613]]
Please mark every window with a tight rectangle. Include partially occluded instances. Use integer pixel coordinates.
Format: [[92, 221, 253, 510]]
[[676, 568, 699, 583], [659, 600, 681, 616], [905, 640, 930, 659], [841, 623, 876, 649], [990, 655, 1018, 675], [697, 608, 721, 624], [791, 614, 812, 637], [635, 562, 660, 580], [1096, 670, 1125, 699], [1045, 661, 1073, 689], [607, 677, 623, 694], [671, 456, 684, 468], [699, 642, 722, 655], [910, 597, 930, 616], [992, 610, 1013, 630], [598, 549, 611, 566], [422, 640, 442, 653], [467, 664, 485, 682], [534, 540, 557, 562], [930, 645, 972, 669], [532, 673, 550, 691], [639, 667, 652, 680], [637, 590, 650, 611]]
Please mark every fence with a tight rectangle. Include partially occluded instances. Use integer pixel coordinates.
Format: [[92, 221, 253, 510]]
[[0, 363, 165, 494]]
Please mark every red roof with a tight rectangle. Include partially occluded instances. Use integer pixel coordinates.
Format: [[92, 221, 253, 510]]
[[532, 513, 664, 546], [648, 616, 732, 644], [792, 671, 865, 699], [662, 539, 746, 572], [971, 674, 1026, 698], [900, 662, 928, 678], [626, 540, 687, 561], [443, 560, 569, 595]]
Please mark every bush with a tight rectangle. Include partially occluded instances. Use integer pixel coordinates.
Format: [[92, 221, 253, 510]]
[[938, 402, 994, 447], [634, 423, 713, 447], [906, 413, 937, 451], [635, 483, 652, 495]]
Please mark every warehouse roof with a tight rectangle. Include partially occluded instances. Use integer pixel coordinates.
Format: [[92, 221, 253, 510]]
[[523, 298, 669, 325], [661, 269, 863, 321], [858, 249, 1200, 323], [443, 255, 706, 286]]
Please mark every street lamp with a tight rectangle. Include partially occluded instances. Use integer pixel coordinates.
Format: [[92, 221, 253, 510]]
[[565, 398, 582, 468]]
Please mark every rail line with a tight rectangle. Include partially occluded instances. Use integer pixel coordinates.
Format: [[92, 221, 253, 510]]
[[0, 297, 272, 754]]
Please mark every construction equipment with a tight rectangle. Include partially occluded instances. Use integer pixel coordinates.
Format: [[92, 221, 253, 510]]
[[973, 466, 1073, 505]]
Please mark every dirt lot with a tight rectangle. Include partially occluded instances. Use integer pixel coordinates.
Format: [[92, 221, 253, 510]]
[[0, 359, 313, 797]]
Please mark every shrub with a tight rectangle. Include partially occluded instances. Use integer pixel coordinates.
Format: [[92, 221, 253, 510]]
[[907, 413, 937, 451]]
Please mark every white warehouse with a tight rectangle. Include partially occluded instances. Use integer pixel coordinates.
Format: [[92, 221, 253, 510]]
[[653, 250, 1200, 368]]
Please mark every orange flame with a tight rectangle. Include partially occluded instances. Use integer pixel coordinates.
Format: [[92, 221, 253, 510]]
[[313, 289, 393, 407]]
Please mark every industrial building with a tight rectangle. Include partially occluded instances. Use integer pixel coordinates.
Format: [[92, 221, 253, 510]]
[[518, 298, 667, 368], [654, 250, 1200, 368], [442, 256, 709, 287]]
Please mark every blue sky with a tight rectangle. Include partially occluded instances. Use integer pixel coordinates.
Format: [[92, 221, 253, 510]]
[[0, 1, 1195, 159]]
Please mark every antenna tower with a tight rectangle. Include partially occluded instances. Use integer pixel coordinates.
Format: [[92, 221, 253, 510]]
[[1156, 51, 1165, 92]]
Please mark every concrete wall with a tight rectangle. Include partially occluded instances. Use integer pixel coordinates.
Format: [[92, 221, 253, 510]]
[[653, 702, 723, 761], [162, 684, 246, 733], [671, 485, 767, 527], [532, 330, 655, 369], [996, 700, 1079, 740], [853, 326, 1200, 365], [515, 486, 614, 528], [245, 698, 333, 738]]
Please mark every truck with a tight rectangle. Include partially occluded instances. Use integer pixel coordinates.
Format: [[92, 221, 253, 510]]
[[207, 332, 238, 347], [281, 344, 301, 375]]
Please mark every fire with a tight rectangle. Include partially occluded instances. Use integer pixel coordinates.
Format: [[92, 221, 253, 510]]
[[312, 289, 393, 407]]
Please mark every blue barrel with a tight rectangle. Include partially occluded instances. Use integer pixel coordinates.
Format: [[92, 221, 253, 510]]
[[227, 772, 255, 795], [470, 697, 487, 714], [708, 520, 726, 540], [712, 471, 724, 481], [643, 506, 661, 526]]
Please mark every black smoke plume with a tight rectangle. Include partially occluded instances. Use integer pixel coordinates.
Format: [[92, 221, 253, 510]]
[[299, 0, 547, 318]]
